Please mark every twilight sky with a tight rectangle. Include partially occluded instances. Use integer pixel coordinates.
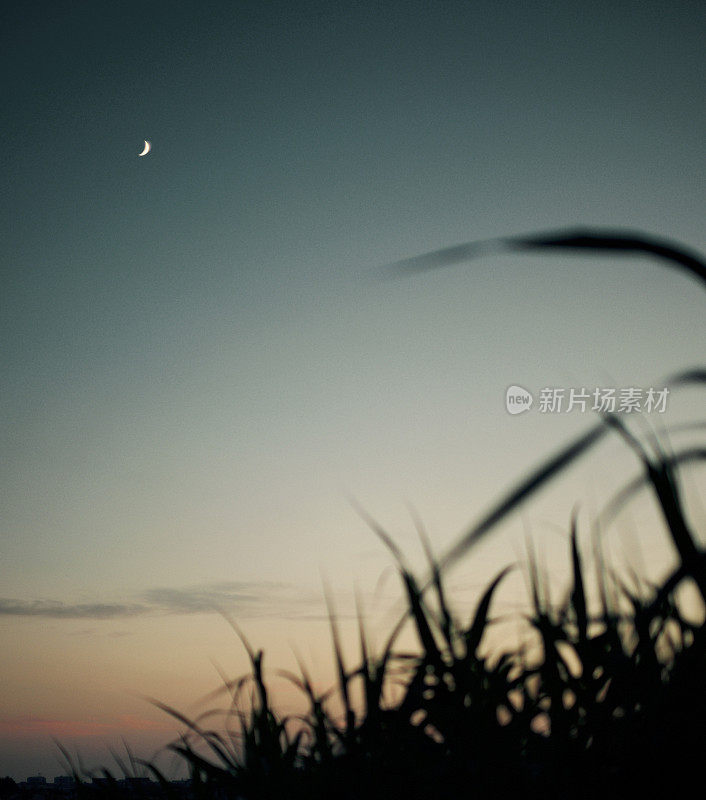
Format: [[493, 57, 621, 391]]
[[1, 0, 705, 780]]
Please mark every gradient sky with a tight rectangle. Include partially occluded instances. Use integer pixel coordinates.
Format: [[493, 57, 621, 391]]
[[1, 0, 705, 780]]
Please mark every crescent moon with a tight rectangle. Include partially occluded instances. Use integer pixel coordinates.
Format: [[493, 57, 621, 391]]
[[138, 140, 151, 157]]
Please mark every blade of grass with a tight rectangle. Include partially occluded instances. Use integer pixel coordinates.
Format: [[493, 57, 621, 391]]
[[322, 583, 355, 738], [388, 228, 706, 290], [464, 566, 513, 659], [438, 420, 609, 573], [604, 416, 706, 602], [411, 506, 455, 651], [569, 511, 588, 645]]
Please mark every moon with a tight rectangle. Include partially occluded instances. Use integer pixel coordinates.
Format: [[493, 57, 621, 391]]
[[138, 140, 151, 157]]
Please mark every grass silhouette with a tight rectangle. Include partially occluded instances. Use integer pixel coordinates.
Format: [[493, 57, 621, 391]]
[[54, 230, 705, 800]]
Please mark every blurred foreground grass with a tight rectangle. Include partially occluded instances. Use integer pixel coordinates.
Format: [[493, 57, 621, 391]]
[[58, 231, 706, 800]]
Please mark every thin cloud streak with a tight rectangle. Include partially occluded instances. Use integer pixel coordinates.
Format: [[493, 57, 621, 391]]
[[0, 599, 147, 619], [0, 582, 326, 621]]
